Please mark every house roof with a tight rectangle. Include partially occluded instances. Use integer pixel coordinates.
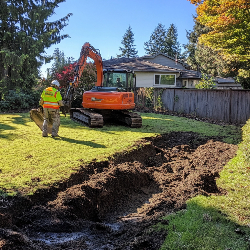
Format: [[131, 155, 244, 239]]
[[179, 70, 201, 79], [103, 57, 180, 73], [215, 77, 235, 84], [142, 53, 190, 69]]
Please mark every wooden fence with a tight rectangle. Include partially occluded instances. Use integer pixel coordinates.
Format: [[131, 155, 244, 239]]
[[136, 88, 250, 124]]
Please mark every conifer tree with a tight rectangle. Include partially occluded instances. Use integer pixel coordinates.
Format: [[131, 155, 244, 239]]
[[144, 23, 167, 55], [118, 26, 138, 58], [184, 17, 244, 79], [46, 48, 75, 84], [144, 23, 181, 58], [165, 24, 181, 58], [0, 0, 72, 96]]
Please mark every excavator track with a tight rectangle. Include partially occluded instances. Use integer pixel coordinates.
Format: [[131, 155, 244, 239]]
[[111, 110, 142, 128], [70, 108, 142, 128], [70, 108, 104, 128]]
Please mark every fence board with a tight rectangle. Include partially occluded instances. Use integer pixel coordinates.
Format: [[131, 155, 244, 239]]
[[136, 88, 250, 124]]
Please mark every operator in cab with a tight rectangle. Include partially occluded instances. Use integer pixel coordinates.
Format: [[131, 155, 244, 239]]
[[39, 80, 65, 137]]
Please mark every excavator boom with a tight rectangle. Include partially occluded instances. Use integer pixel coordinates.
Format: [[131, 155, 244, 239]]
[[74, 42, 103, 87]]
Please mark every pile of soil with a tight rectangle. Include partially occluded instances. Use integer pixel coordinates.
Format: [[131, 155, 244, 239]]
[[0, 132, 237, 250]]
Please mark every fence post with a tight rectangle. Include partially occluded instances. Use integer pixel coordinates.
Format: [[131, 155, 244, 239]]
[[173, 88, 176, 112], [229, 89, 232, 124]]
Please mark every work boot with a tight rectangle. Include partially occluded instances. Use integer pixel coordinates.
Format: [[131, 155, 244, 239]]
[[51, 134, 59, 137], [42, 132, 48, 137]]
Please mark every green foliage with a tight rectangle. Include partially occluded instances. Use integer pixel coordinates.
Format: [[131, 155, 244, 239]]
[[155, 89, 164, 110], [137, 87, 165, 110], [188, 0, 250, 88], [46, 48, 75, 82], [195, 73, 216, 89], [165, 24, 182, 58], [144, 23, 167, 55], [184, 18, 211, 69], [0, 0, 72, 94], [144, 23, 182, 58], [184, 18, 235, 77], [71, 63, 96, 108], [236, 69, 250, 89], [236, 76, 250, 89], [144, 87, 155, 109], [0, 89, 42, 112], [118, 26, 138, 58]]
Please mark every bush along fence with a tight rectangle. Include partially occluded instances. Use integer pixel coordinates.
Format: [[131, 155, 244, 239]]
[[135, 88, 250, 125], [0, 89, 42, 112]]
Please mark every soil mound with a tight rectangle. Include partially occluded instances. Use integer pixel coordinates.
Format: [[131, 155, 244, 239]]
[[0, 132, 237, 249]]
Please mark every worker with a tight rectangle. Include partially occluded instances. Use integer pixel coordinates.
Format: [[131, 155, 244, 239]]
[[39, 80, 65, 137], [116, 78, 123, 87]]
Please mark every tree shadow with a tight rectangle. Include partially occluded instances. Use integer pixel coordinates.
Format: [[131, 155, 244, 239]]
[[11, 115, 30, 126], [53, 136, 106, 148], [0, 123, 16, 139]]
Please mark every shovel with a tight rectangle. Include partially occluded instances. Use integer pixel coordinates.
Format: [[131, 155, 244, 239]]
[[30, 108, 53, 134]]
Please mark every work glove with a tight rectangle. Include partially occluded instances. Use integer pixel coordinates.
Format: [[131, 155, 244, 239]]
[[38, 105, 43, 113], [61, 106, 66, 117]]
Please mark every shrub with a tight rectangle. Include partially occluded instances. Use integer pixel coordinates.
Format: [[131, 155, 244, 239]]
[[0, 89, 42, 112]]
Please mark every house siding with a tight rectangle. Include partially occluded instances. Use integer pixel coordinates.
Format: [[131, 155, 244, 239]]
[[135, 72, 154, 88], [135, 71, 182, 88], [144, 55, 186, 70]]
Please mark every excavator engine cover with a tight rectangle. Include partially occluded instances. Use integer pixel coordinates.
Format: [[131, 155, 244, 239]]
[[30, 109, 53, 134]]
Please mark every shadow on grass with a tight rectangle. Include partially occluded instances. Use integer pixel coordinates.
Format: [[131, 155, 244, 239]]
[[11, 115, 30, 126], [0, 123, 16, 140], [53, 136, 106, 148], [159, 197, 250, 250], [0, 123, 15, 131]]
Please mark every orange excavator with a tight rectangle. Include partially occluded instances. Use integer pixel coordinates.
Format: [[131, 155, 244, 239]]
[[64, 42, 142, 128]]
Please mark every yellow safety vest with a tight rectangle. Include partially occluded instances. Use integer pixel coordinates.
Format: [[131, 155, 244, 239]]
[[41, 87, 62, 109]]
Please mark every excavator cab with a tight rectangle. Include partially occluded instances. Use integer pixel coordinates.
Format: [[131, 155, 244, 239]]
[[102, 69, 135, 92]]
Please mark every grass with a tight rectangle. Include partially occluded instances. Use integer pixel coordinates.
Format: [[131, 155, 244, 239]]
[[159, 119, 250, 250], [158, 197, 250, 250], [0, 112, 241, 196]]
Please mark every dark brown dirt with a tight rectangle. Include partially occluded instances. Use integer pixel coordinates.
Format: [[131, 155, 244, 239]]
[[0, 132, 237, 250]]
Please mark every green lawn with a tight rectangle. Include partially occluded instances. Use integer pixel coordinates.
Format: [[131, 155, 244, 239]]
[[0, 112, 241, 196]]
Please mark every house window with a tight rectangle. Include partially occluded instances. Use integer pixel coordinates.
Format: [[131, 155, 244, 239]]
[[154, 74, 175, 86]]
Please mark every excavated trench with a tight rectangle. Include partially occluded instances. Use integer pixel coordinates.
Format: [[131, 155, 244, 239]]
[[0, 132, 238, 250]]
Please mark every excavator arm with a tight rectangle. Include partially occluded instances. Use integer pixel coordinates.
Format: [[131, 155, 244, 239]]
[[74, 42, 103, 87], [64, 42, 103, 110]]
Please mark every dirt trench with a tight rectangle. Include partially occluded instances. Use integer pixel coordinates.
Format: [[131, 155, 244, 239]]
[[0, 132, 237, 250]]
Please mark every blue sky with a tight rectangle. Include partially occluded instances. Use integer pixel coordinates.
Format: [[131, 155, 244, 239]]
[[40, 0, 197, 77]]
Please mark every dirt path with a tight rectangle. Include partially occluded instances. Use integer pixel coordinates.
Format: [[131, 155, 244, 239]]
[[0, 132, 237, 249]]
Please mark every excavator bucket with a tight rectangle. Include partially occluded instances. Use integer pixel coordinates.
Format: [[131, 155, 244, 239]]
[[30, 109, 53, 134]]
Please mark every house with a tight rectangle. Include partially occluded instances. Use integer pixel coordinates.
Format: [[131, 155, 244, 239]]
[[103, 55, 184, 88], [103, 54, 240, 89], [214, 76, 241, 89]]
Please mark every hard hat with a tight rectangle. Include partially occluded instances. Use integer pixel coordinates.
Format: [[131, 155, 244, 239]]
[[51, 80, 60, 87]]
